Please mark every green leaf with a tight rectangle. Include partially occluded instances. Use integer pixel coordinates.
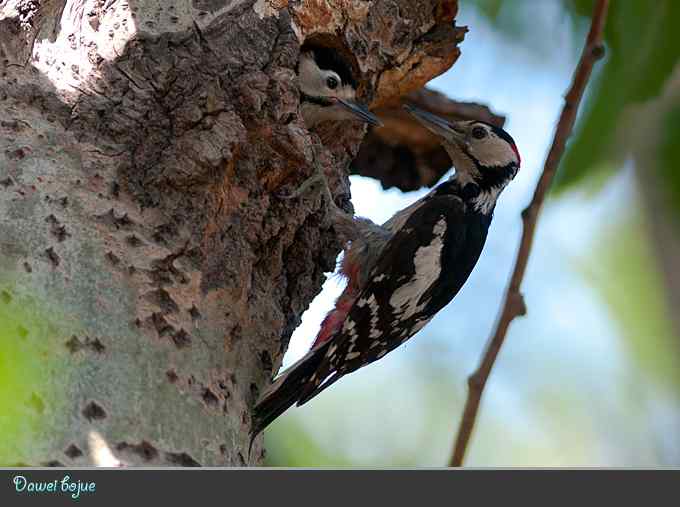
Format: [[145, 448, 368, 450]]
[[659, 105, 680, 220], [585, 215, 680, 388], [553, 0, 680, 192], [0, 285, 69, 466]]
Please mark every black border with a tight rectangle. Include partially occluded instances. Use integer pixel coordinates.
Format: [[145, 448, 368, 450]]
[[2, 468, 679, 506]]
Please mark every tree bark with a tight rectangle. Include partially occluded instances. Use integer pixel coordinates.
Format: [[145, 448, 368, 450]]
[[0, 0, 463, 466]]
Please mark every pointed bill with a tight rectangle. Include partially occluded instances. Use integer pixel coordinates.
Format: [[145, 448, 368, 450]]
[[336, 98, 383, 126], [403, 104, 465, 144]]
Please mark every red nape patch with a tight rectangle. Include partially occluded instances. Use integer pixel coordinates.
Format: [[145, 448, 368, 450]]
[[511, 143, 521, 166], [340, 255, 361, 294], [312, 294, 354, 348]]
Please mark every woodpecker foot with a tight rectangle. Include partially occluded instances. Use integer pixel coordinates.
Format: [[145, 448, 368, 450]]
[[276, 172, 329, 202], [276, 156, 340, 211], [276, 162, 358, 241]]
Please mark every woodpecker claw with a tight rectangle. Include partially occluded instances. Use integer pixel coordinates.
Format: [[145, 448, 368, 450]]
[[275, 157, 340, 211], [276, 172, 327, 201], [275, 160, 357, 240]]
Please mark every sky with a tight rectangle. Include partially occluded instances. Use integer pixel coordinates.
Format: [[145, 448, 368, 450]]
[[267, 2, 671, 466]]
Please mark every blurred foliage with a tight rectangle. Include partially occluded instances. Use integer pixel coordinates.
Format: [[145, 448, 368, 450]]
[[468, 0, 680, 196], [660, 104, 680, 219], [264, 419, 355, 467], [265, 1, 680, 467], [463, 0, 680, 466], [585, 216, 680, 389], [557, 0, 680, 192], [580, 210, 680, 465], [0, 282, 67, 466]]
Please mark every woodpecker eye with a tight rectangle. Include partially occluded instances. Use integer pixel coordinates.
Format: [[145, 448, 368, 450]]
[[472, 126, 487, 139], [326, 76, 339, 90]]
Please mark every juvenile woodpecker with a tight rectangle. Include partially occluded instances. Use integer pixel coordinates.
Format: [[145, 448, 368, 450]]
[[298, 48, 381, 128], [252, 105, 521, 439]]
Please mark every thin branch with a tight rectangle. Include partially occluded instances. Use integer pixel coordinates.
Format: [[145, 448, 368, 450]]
[[449, 0, 610, 467]]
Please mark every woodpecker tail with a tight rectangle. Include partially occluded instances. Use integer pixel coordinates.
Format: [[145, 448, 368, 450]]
[[250, 340, 333, 442]]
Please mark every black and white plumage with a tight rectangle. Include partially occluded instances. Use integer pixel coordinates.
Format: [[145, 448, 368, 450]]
[[251, 105, 521, 440], [298, 48, 381, 128]]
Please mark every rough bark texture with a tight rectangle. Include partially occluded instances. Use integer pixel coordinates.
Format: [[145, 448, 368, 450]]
[[353, 87, 505, 191], [0, 0, 463, 466]]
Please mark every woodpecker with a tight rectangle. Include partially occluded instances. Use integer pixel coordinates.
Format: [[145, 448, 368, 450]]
[[298, 47, 381, 128], [251, 105, 521, 441]]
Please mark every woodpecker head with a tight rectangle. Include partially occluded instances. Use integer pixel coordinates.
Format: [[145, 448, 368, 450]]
[[404, 105, 520, 196], [298, 48, 382, 129]]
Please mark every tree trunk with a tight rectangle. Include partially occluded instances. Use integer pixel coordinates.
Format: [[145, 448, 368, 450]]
[[0, 0, 463, 466]]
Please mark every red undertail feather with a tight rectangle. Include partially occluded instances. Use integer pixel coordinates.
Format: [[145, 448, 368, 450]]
[[511, 143, 521, 166], [311, 253, 362, 348]]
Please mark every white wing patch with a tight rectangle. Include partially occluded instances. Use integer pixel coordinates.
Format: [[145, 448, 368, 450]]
[[388, 217, 447, 319]]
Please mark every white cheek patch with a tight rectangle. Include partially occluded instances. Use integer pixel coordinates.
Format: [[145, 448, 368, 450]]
[[298, 55, 323, 96], [470, 136, 517, 168]]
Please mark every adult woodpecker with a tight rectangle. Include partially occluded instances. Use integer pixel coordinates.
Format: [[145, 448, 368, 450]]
[[251, 105, 521, 440], [298, 47, 381, 128]]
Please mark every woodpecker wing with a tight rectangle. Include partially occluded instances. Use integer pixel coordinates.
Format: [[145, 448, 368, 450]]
[[297, 193, 469, 404]]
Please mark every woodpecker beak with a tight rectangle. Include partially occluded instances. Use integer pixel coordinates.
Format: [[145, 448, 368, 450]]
[[403, 104, 465, 144], [336, 98, 383, 127]]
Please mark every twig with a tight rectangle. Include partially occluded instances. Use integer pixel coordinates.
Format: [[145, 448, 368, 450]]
[[449, 0, 610, 467]]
